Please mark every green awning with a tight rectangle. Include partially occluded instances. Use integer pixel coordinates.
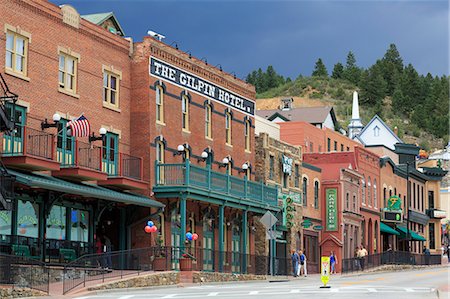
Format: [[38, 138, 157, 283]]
[[396, 226, 426, 241], [380, 222, 400, 235], [8, 170, 164, 209]]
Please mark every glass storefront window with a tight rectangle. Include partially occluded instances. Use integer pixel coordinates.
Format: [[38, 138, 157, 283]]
[[70, 208, 89, 242], [0, 210, 12, 238], [17, 200, 39, 238], [46, 205, 66, 240]]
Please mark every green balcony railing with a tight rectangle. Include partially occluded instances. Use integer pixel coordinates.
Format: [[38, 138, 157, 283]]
[[155, 160, 278, 207]]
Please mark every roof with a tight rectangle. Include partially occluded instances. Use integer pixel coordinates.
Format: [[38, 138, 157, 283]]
[[357, 115, 403, 144], [81, 12, 125, 36], [9, 170, 164, 208], [256, 106, 337, 125]]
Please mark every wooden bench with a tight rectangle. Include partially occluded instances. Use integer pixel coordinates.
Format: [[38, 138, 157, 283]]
[[59, 248, 77, 263]]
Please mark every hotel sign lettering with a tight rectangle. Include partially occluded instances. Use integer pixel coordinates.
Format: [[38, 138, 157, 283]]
[[326, 188, 338, 231], [149, 57, 255, 116]]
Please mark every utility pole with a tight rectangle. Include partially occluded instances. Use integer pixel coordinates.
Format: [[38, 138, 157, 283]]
[[406, 161, 411, 252]]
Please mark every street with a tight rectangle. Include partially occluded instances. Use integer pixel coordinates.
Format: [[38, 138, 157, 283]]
[[71, 266, 450, 299]]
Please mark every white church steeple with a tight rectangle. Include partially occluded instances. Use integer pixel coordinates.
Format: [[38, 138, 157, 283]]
[[348, 91, 364, 139]]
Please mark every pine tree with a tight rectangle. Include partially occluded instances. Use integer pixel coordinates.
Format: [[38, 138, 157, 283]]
[[343, 51, 361, 84], [399, 64, 421, 113], [312, 58, 328, 77], [380, 43, 404, 95], [331, 63, 344, 79], [359, 63, 387, 107]]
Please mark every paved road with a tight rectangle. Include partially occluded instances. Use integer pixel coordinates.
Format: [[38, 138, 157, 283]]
[[72, 266, 450, 299]]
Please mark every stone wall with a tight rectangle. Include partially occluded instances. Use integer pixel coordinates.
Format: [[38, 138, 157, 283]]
[[0, 287, 45, 299], [192, 272, 266, 283], [88, 271, 179, 291]]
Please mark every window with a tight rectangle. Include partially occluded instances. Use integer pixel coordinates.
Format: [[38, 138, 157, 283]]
[[340, 144, 344, 152], [0, 210, 12, 235], [59, 52, 78, 94], [318, 145, 322, 153], [428, 191, 435, 209], [383, 187, 387, 205], [46, 205, 66, 240], [310, 142, 314, 152], [327, 138, 331, 152], [269, 155, 274, 180], [182, 95, 189, 131], [346, 147, 350, 151], [283, 172, 289, 189], [5, 29, 29, 77], [205, 104, 212, 138], [352, 194, 356, 211], [334, 141, 337, 151], [373, 179, 377, 208], [314, 181, 319, 209], [421, 186, 424, 212], [429, 223, 435, 249], [294, 164, 300, 188], [346, 193, 349, 210], [56, 119, 75, 165], [155, 85, 164, 123], [156, 141, 165, 163], [70, 208, 89, 242], [103, 71, 120, 108], [362, 178, 366, 204], [17, 200, 39, 238], [101, 132, 118, 176], [367, 178, 372, 206], [225, 112, 232, 145], [302, 177, 308, 207], [244, 120, 251, 151]]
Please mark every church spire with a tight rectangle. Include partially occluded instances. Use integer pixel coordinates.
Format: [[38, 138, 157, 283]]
[[348, 91, 364, 139]]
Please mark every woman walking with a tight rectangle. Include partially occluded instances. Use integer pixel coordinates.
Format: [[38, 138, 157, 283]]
[[330, 251, 337, 274]]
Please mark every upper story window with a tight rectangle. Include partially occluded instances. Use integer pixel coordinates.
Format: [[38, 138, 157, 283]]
[[367, 177, 372, 206], [428, 190, 435, 209], [225, 112, 232, 145], [59, 51, 78, 95], [352, 194, 357, 211], [156, 85, 164, 123], [362, 178, 366, 204], [314, 181, 319, 209], [182, 95, 189, 131], [373, 179, 377, 208], [269, 155, 274, 180], [327, 138, 331, 152], [205, 104, 212, 139], [302, 177, 308, 207], [294, 164, 300, 188], [156, 141, 165, 163], [340, 144, 344, 152], [103, 68, 121, 109], [346, 193, 350, 210], [5, 25, 31, 80], [101, 132, 119, 176], [244, 120, 251, 152], [334, 141, 337, 151]]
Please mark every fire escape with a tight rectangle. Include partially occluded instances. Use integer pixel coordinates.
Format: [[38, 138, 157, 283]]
[[0, 73, 17, 210]]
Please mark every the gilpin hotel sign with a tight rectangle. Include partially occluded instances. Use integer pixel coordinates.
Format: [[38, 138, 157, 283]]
[[149, 57, 255, 116], [326, 188, 338, 231]]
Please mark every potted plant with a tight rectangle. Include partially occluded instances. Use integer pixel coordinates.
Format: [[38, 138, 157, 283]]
[[179, 252, 194, 271], [152, 235, 167, 271]]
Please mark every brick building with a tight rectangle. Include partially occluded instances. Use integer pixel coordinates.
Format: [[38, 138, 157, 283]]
[[130, 37, 279, 272], [0, 0, 163, 261]]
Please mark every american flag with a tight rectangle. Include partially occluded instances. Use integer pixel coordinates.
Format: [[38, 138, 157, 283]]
[[67, 115, 90, 137]]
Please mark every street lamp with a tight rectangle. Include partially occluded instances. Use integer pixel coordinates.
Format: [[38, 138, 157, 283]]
[[174, 144, 185, 157], [41, 113, 61, 130], [88, 127, 107, 142], [406, 160, 413, 252], [219, 157, 230, 168]]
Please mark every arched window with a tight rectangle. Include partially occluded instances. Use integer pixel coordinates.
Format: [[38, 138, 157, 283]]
[[346, 193, 350, 210], [244, 120, 251, 152], [362, 178, 366, 204], [156, 141, 165, 163], [156, 85, 164, 123], [314, 181, 319, 209], [225, 112, 232, 145], [205, 104, 212, 139], [182, 95, 189, 131], [367, 177, 372, 206], [373, 179, 377, 208], [352, 194, 357, 211], [302, 177, 308, 207]]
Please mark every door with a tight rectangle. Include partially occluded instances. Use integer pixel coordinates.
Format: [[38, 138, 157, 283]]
[[102, 132, 118, 175], [203, 231, 214, 271], [56, 120, 75, 166], [231, 225, 241, 273], [171, 229, 181, 270], [2, 104, 26, 156]]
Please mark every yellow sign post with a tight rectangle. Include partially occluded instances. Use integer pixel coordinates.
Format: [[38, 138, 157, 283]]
[[320, 256, 331, 288]]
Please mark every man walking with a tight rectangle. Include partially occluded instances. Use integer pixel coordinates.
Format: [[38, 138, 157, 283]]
[[360, 244, 368, 271], [298, 250, 307, 277], [291, 249, 299, 277]]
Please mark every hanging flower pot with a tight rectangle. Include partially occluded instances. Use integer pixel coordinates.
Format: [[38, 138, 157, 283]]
[[179, 257, 193, 271]]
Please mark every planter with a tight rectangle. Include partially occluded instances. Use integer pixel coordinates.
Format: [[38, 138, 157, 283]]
[[179, 258, 193, 271], [153, 257, 167, 271]]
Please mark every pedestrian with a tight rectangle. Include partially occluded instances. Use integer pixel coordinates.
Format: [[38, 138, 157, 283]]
[[360, 244, 367, 271], [330, 251, 337, 274], [298, 250, 307, 277], [423, 245, 430, 265], [291, 249, 299, 277], [95, 235, 103, 267], [103, 235, 112, 269], [354, 246, 360, 270]]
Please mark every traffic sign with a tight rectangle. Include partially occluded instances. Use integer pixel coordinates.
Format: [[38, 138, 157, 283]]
[[260, 211, 277, 229], [320, 256, 330, 287]]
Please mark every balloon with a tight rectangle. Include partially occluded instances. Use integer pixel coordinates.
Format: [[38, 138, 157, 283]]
[[144, 226, 152, 233], [147, 221, 154, 227], [192, 233, 198, 241], [186, 232, 193, 240], [150, 226, 158, 233]]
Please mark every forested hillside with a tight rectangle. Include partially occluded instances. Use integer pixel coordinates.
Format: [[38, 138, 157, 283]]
[[247, 44, 449, 151]]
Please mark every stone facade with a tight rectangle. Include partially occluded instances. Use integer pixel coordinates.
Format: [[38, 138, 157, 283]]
[[88, 271, 180, 291], [0, 287, 45, 299], [192, 272, 266, 283]]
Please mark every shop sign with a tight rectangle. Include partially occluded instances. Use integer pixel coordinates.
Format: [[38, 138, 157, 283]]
[[326, 188, 338, 231], [301, 219, 312, 228], [382, 210, 402, 223], [386, 195, 402, 210], [282, 155, 293, 175], [432, 210, 446, 219], [149, 57, 255, 116], [313, 225, 323, 231]]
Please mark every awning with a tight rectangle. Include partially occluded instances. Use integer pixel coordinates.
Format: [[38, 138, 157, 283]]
[[396, 226, 426, 241], [9, 170, 164, 209], [380, 222, 400, 235]]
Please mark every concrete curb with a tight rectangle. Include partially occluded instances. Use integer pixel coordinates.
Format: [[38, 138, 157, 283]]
[[340, 263, 450, 278]]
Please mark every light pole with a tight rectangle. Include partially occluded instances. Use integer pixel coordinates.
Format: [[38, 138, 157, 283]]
[[405, 161, 412, 252]]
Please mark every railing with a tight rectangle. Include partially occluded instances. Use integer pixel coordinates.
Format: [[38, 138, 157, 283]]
[[60, 141, 102, 172], [62, 246, 291, 294], [155, 161, 278, 207], [1, 126, 54, 160], [0, 253, 50, 294], [119, 153, 142, 180], [341, 251, 442, 273]]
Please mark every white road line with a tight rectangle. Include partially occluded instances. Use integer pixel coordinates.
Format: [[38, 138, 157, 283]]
[[118, 296, 135, 299], [367, 288, 377, 292], [290, 289, 300, 293], [207, 292, 219, 296], [73, 297, 90, 299], [249, 291, 259, 295], [161, 295, 178, 298], [404, 288, 415, 292]]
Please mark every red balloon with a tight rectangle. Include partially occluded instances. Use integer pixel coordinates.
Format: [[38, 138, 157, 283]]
[[192, 233, 198, 241], [150, 226, 158, 233], [144, 225, 152, 233]]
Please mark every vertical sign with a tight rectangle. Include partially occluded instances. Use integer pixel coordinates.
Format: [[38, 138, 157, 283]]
[[320, 256, 330, 287], [326, 188, 338, 231]]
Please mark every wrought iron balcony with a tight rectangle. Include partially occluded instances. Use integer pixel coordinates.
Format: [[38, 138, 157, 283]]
[[98, 152, 146, 190], [154, 160, 278, 209]]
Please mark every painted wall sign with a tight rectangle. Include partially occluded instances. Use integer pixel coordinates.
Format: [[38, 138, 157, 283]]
[[326, 188, 338, 231], [386, 195, 402, 210], [149, 57, 255, 116], [282, 155, 293, 175]]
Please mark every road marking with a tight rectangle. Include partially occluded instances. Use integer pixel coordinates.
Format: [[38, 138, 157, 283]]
[[404, 288, 415, 292], [249, 291, 259, 295], [118, 296, 135, 299], [207, 292, 219, 296], [367, 288, 377, 292], [162, 295, 178, 298], [290, 289, 300, 293]]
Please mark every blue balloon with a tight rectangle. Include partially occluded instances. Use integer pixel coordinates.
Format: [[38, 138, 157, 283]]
[[186, 232, 193, 240], [147, 221, 154, 227]]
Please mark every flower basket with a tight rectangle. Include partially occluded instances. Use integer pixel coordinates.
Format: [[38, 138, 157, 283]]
[[179, 257, 193, 271], [153, 257, 167, 271]]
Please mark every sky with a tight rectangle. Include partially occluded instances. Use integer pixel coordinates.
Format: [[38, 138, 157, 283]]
[[52, 0, 449, 80]]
